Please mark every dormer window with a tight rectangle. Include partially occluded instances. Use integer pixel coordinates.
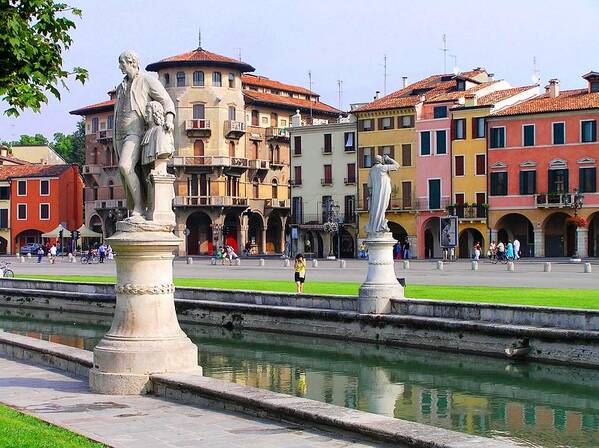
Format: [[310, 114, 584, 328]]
[[591, 81, 599, 93], [456, 80, 466, 91]]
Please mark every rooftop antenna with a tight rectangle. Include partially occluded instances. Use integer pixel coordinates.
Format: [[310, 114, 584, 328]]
[[234, 47, 242, 61], [308, 70, 313, 120], [531, 56, 540, 84], [440, 34, 449, 73], [337, 79, 343, 111], [380, 55, 389, 96], [450, 54, 459, 75], [197, 28, 202, 50]]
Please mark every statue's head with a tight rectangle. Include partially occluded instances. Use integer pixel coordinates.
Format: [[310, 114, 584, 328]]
[[373, 154, 383, 165], [118, 50, 140, 78], [145, 101, 165, 125]]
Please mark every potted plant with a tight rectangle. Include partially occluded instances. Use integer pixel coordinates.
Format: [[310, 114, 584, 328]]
[[567, 215, 587, 228]]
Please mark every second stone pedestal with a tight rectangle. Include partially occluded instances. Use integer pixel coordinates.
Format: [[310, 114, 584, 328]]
[[89, 222, 199, 395], [358, 232, 404, 314]]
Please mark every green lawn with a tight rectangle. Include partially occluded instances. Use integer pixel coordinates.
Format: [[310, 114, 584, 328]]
[[0, 404, 105, 448], [15, 274, 599, 310]]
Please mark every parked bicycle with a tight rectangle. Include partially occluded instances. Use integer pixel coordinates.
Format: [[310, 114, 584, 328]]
[[81, 253, 99, 264], [492, 252, 513, 265], [0, 262, 14, 277]]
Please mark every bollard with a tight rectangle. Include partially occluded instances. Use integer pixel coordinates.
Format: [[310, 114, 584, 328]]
[[507, 261, 515, 272], [471, 260, 478, 271], [259, 258, 265, 267], [187, 257, 193, 265], [584, 262, 592, 273], [71, 256, 76, 263], [284, 259, 290, 267], [544, 262, 552, 273], [20, 256, 25, 263], [437, 260, 444, 270], [403, 260, 410, 270], [27, 253, 32, 259], [312, 259, 318, 268], [339, 259, 346, 268], [210, 258, 216, 265], [234, 258, 241, 266], [68, 253, 73, 262]]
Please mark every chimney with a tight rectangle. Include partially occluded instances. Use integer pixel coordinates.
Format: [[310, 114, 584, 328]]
[[464, 94, 477, 107], [402, 76, 408, 88], [548, 79, 560, 98], [291, 109, 302, 127], [374, 90, 380, 100], [0, 146, 8, 158]]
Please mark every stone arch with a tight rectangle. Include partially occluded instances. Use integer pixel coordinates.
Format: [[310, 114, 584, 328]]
[[458, 228, 485, 258], [495, 213, 534, 257], [388, 221, 408, 244], [588, 211, 599, 257], [421, 217, 440, 259], [0, 236, 7, 254], [332, 227, 355, 258], [246, 211, 265, 255], [14, 229, 43, 253], [223, 213, 240, 252], [186, 211, 213, 255], [544, 212, 575, 257], [266, 211, 283, 254]]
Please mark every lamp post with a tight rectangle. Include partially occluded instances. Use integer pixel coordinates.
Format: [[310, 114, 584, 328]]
[[570, 189, 584, 262], [323, 202, 342, 259]]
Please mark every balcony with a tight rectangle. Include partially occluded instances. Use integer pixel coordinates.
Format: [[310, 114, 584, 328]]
[[535, 193, 575, 208], [224, 120, 246, 139], [96, 129, 113, 143], [265, 127, 290, 142], [266, 199, 290, 208], [185, 119, 211, 137], [269, 158, 286, 169], [248, 159, 269, 171], [171, 155, 248, 175], [321, 178, 333, 186], [447, 205, 488, 220], [82, 165, 102, 175], [290, 213, 355, 226], [344, 177, 356, 185], [416, 197, 451, 211], [389, 196, 415, 211], [92, 199, 125, 210], [173, 196, 248, 207]]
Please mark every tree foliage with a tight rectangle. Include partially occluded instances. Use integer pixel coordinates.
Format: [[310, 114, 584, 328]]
[[0, 0, 88, 116]]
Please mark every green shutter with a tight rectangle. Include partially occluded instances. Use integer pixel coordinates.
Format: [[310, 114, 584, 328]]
[[548, 170, 555, 193], [564, 169, 569, 192], [519, 171, 525, 195]]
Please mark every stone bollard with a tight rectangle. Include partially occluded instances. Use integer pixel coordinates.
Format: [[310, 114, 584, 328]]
[[507, 261, 515, 272], [68, 253, 73, 262], [20, 256, 25, 263], [312, 259, 318, 268], [437, 260, 444, 270], [210, 258, 216, 265], [584, 262, 592, 273], [234, 258, 241, 266], [187, 257, 193, 265], [284, 259, 290, 267], [71, 256, 76, 263], [544, 262, 552, 272], [339, 259, 346, 268], [259, 258, 265, 267], [27, 253, 32, 260], [471, 260, 478, 271], [403, 260, 410, 270]]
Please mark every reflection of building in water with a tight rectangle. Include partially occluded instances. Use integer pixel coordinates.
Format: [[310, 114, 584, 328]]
[[17, 331, 88, 350]]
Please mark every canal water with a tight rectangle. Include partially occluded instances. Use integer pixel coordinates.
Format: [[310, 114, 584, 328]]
[[1, 306, 598, 448]]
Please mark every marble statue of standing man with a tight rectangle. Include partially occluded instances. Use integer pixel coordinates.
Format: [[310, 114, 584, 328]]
[[365, 154, 400, 235], [115, 50, 175, 221]]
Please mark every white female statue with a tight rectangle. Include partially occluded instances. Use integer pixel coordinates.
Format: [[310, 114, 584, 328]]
[[365, 154, 400, 236]]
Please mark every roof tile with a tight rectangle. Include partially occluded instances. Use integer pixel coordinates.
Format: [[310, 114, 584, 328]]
[[493, 89, 599, 116], [243, 90, 340, 115], [0, 164, 72, 181]]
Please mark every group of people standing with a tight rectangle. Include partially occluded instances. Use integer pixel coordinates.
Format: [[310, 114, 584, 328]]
[[392, 241, 411, 260], [488, 239, 520, 260], [216, 245, 239, 265]]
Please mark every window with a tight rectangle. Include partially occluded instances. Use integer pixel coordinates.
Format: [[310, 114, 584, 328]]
[[380, 145, 394, 158], [580, 167, 597, 193], [548, 169, 568, 193], [402, 182, 412, 208], [591, 81, 599, 93], [40, 179, 49, 196], [428, 179, 441, 209], [193, 104, 205, 120], [293, 136, 302, 155], [456, 80, 466, 91], [454, 119, 466, 140], [323, 164, 332, 184], [322, 195, 332, 222], [228, 106, 236, 121], [344, 195, 355, 223], [395, 145, 410, 167], [490, 127, 505, 148], [476, 154, 486, 175], [476, 192, 486, 205], [323, 134, 332, 153], [40, 203, 50, 220], [251, 110, 259, 126], [346, 163, 356, 183], [0, 209, 7, 228], [490, 172, 508, 196], [176, 71, 186, 87], [433, 106, 448, 119], [400, 115, 414, 128], [472, 117, 485, 139], [0, 187, 8, 200], [17, 180, 26, 196], [362, 147, 373, 168], [420, 131, 431, 155], [379, 117, 394, 130], [91, 117, 99, 133], [17, 203, 26, 220], [436, 130, 447, 154], [212, 72, 222, 87], [455, 193, 465, 205], [292, 197, 303, 222], [164, 73, 170, 87], [359, 119, 374, 131], [523, 124, 535, 146], [271, 179, 278, 198], [519, 171, 536, 195], [553, 122, 565, 144], [228, 73, 235, 88], [193, 71, 204, 86], [294, 166, 302, 185], [581, 120, 597, 143], [107, 115, 113, 130], [344, 132, 355, 151], [454, 155, 464, 176]]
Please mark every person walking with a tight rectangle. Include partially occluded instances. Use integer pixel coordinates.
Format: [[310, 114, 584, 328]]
[[36, 246, 44, 263], [98, 244, 106, 263], [488, 241, 496, 260], [294, 253, 306, 293], [359, 242, 366, 259], [473, 242, 481, 260], [403, 240, 410, 259], [497, 241, 505, 260], [507, 241, 514, 260], [49, 244, 57, 264], [513, 238, 520, 260], [106, 245, 114, 261]]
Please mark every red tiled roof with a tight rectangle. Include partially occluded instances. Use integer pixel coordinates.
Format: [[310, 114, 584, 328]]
[[243, 90, 340, 116], [426, 80, 498, 103], [146, 48, 255, 73], [476, 85, 538, 106], [70, 99, 115, 116], [0, 164, 72, 181], [242, 74, 316, 96], [493, 88, 599, 116]]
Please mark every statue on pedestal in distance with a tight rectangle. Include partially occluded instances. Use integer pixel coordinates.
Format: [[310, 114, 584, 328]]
[[365, 154, 400, 236]]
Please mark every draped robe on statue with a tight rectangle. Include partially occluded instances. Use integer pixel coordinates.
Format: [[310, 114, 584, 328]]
[[365, 157, 399, 235]]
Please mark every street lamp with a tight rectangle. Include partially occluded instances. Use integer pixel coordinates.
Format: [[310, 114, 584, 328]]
[[323, 201, 342, 259], [570, 189, 585, 262]]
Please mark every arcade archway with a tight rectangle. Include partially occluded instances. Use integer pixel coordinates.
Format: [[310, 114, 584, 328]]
[[495, 213, 534, 257], [186, 212, 212, 255], [458, 228, 484, 258]]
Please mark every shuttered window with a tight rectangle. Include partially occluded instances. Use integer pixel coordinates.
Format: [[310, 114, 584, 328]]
[[401, 144, 411, 166], [293, 136, 302, 155], [580, 167, 597, 193], [454, 156, 464, 176], [420, 132, 431, 155], [490, 172, 508, 196], [476, 154, 486, 175], [519, 171, 536, 195]]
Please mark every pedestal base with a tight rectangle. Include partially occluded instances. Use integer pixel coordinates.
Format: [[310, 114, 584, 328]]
[[90, 225, 199, 395], [358, 232, 404, 314]]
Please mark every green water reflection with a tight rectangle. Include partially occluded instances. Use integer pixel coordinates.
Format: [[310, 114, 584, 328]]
[[1, 306, 598, 448]]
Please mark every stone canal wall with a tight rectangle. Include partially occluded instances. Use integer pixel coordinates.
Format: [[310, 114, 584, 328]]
[[1, 278, 598, 368]]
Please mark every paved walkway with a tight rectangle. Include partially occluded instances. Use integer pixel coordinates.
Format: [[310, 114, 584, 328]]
[[0, 356, 381, 448]]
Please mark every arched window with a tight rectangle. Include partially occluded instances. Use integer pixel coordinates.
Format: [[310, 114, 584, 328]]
[[193, 71, 204, 86], [108, 180, 114, 200], [164, 73, 170, 87], [274, 145, 280, 164], [250, 141, 259, 159], [271, 179, 278, 199], [229, 141, 235, 157], [92, 182, 99, 201], [212, 72, 222, 87], [193, 140, 204, 157], [176, 71, 186, 87], [92, 147, 98, 165], [269, 144, 274, 163], [228, 73, 235, 88], [253, 178, 260, 199]]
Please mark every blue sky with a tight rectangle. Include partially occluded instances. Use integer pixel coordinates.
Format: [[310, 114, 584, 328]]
[[1, 0, 598, 140]]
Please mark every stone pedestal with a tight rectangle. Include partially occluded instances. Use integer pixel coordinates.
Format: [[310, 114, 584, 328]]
[[89, 221, 199, 395], [146, 170, 176, 225], [358, 233, 404, 314]]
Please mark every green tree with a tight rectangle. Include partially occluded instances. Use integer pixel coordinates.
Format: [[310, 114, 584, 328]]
[[51, 132, 73, 161], [0, 134, 49, 146], [70, 118, 85, 166], [0, 0, 88, 116]]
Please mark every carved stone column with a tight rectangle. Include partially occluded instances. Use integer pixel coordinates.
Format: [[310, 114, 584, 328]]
[[89, 222, 199, 394], [358, 232, 403, 313], [260, 226, 267, 254], [533, 229, 544, 257], [576, 227, 589, 258], [240, 224, 248, 253], [211, 223, 223, 253]]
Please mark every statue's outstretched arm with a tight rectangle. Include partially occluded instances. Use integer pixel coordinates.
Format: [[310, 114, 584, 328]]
[[383, 154, 400, 171]]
